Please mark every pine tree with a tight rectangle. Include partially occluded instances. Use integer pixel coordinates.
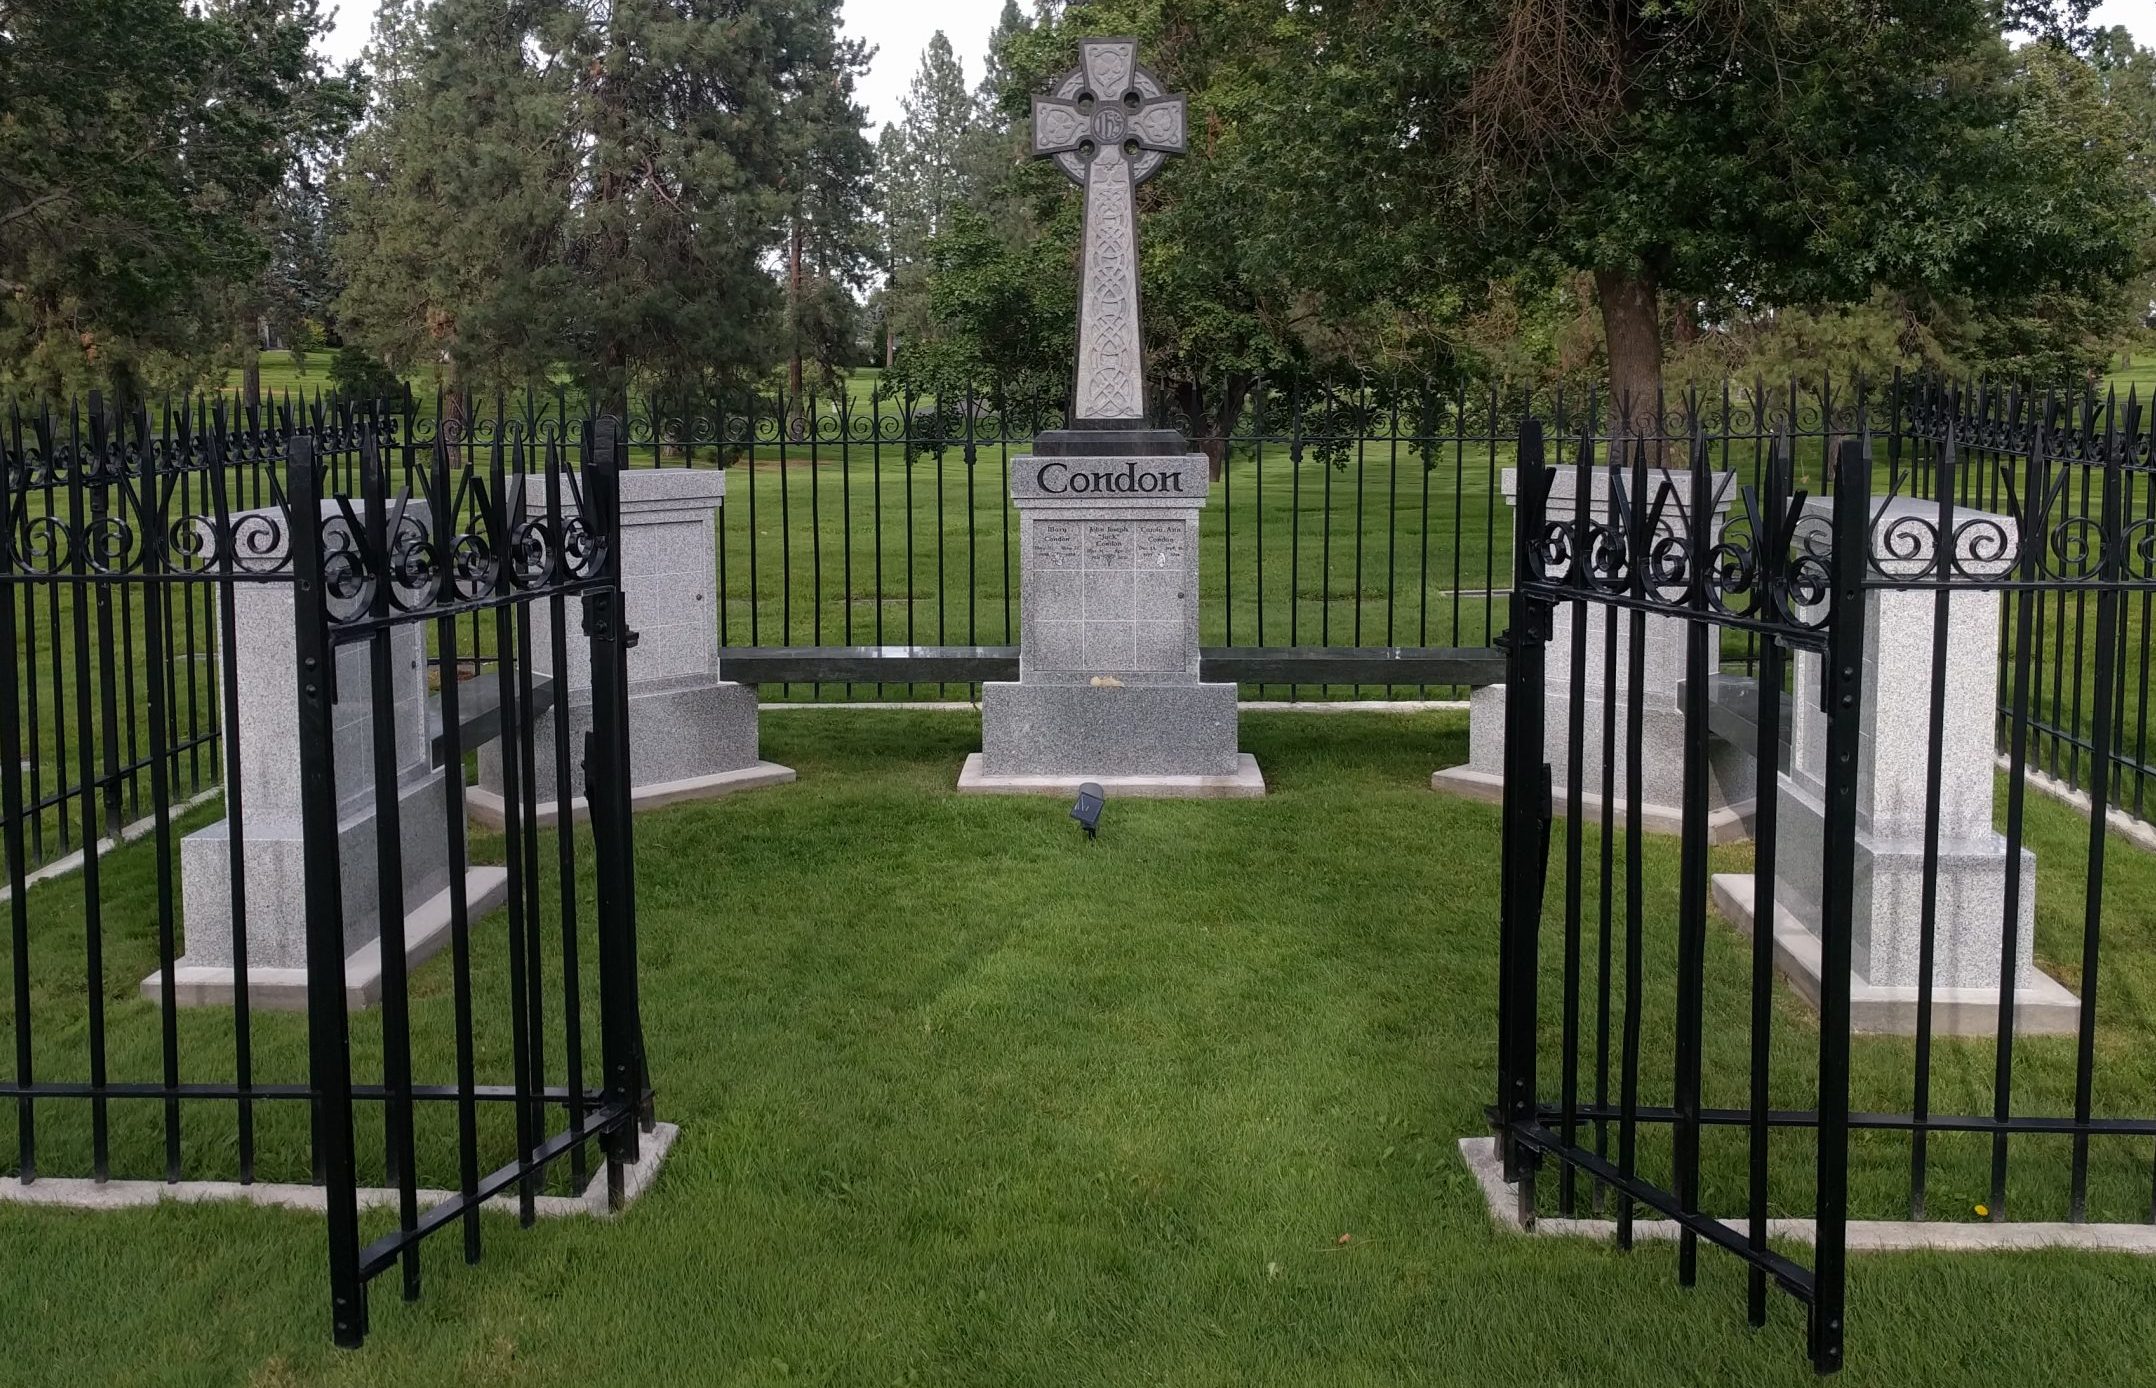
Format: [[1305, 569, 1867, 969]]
[[953, 0, 1032, 242], [335, 0, 873, 402], [778, 0, 876, 399], [1, 0, 353, 398], [878, 32, 973, 356], [333, 0, 578, 401]]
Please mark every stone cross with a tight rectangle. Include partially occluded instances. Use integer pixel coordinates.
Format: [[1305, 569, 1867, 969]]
[[1032, 38, 1187, 426]]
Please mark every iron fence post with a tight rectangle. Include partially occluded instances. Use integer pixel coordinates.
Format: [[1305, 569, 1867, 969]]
[[583, 417, 645, 1200], [1496, 417, 1552, 1206], [1809, 436, 1870, 1376], [288, 435, 367, 1349]]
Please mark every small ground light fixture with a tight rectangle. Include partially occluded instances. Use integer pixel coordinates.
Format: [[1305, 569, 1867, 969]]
[[1071, 782, 1105, 840]]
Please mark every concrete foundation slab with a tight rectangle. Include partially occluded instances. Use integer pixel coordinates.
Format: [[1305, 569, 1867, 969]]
[[957, 751, 1266, 799], [2, 1121, 679, 1220], [1429, 763, 1754, 844], [468, 761, 797, 830], [1458, 1135, 2156, 1253]]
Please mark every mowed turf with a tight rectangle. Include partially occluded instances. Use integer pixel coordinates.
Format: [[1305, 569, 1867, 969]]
[[6, 712, 2156, 1385]]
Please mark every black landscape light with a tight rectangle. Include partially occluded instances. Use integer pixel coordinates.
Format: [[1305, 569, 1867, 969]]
[[1070, 782, 1105, 840]]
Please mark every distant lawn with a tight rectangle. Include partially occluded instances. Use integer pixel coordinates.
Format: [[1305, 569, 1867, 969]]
[[218, 350, 890, 416], [6, 712, 2156, 1385]]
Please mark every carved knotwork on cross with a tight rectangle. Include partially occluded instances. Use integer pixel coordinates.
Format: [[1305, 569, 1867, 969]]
[[1031, 38, 1187, 428]]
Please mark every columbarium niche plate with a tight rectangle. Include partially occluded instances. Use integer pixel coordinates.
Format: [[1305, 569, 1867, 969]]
[[961, 453, 1261, 797]]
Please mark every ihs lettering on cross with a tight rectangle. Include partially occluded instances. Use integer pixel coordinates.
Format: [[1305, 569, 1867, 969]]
[[1031, 38, 1187, 431]]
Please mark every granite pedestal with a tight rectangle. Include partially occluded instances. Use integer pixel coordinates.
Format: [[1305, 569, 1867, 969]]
[[472, 468, 792, 827], [1711, 496, 2079, 1035], [149, 503, 508, 1012], [1433, 466, 1753, 839], [961, 450, 1262, 797]]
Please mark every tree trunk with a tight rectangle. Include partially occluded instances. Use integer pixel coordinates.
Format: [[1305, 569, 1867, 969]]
[[241, 356, 261, 410], [1174, 375, 1253, 483], [1594, 265, 1665, 441], [788, 216, 805, 404]]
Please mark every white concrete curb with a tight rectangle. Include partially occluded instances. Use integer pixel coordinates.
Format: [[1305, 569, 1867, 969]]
[[1, 1121, 679, 1221], [1460, 1135, 2156, 1253]]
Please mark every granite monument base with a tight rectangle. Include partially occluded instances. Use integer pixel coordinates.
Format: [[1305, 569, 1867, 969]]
[[146, 770, 509, 1011], [1711, 876, 2079, 1037], [1709, 773, 2078, 1036], [472, 678, 794, 828], [961, 681, 1264, 797], [1432, 681, 1757, 842]]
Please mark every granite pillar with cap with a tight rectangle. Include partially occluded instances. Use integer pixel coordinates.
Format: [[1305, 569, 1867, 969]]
[[473, 467, 793, 826], [958, 36, 1261, 797], [1710, 496, 2079, 1035], [151, 502, 508, 1011], [1433, 465, 1755, 839]]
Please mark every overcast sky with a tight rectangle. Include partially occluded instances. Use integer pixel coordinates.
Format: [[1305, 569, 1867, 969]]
[[316, 0, 2156, 135]]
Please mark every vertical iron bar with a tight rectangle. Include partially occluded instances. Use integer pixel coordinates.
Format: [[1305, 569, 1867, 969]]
[[289, 436, 368, 1349], [0, 410, 33, 1181], [431, 434, 483, 1265], [136, 408, 184, 1181], [2070, 416, 2127, 1220], [1809, 437, 1870, 1377], [1673, 451, 1713, 1287], [1496, 418, 1549, 1222], [66, 404, 110, 1177]]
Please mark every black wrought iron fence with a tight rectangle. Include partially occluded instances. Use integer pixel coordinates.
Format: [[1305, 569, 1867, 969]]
[[6, 375, 2151, 875], [0, 399, 651, 1346], [1496, 400, 2156, 1373]]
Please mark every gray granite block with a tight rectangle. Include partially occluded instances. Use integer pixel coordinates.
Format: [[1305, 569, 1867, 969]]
[[980, 681, 1240, 778], [1457, 681, 1757, 819], [1774, 766, 2038, 993], [482, 677, 765, 803], [177, 766, 454, 972]]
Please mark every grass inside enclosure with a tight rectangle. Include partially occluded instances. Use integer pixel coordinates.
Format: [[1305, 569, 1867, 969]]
[[6, 712, 2156, 1384]]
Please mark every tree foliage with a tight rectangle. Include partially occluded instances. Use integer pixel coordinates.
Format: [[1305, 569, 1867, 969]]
[[0, 0, 357, 397], [1212, 0, 2154, 403], [332, 0, 873, 401]]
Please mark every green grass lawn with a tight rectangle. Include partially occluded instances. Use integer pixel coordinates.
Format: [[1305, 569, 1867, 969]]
[[7, 712, 2156, 1385]]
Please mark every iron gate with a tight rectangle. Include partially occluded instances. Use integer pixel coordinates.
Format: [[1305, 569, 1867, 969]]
[[0, 400, 651, 1347], [1493, 391, 2156, 1374]]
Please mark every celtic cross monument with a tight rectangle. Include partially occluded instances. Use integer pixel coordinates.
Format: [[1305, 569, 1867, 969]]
[[1031, 38, 1186, 438], [958, 37, 1263, 797]]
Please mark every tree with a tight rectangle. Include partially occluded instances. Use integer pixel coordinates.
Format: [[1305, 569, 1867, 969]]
[[335, 0, 870, 404], [334, 0, 578, 402], [1215, 0, 2152, 418], [1, 0, 353, 399], [879, 32, 975, 357], [954, 0, 1036, 247], [215, 0, 365, 406], [778, 1, 876, 397]]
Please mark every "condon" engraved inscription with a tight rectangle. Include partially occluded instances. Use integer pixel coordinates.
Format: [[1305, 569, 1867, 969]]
[[1037, 461, 1187, 496]]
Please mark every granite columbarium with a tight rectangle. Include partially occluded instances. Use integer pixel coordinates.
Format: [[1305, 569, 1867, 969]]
[[959, 37, 1262, 797], [1433, 462, 1755, 839], [1710, 496, 2079, 1034], [473, 466, 793, 827], [150, 503, 508, 1011]]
